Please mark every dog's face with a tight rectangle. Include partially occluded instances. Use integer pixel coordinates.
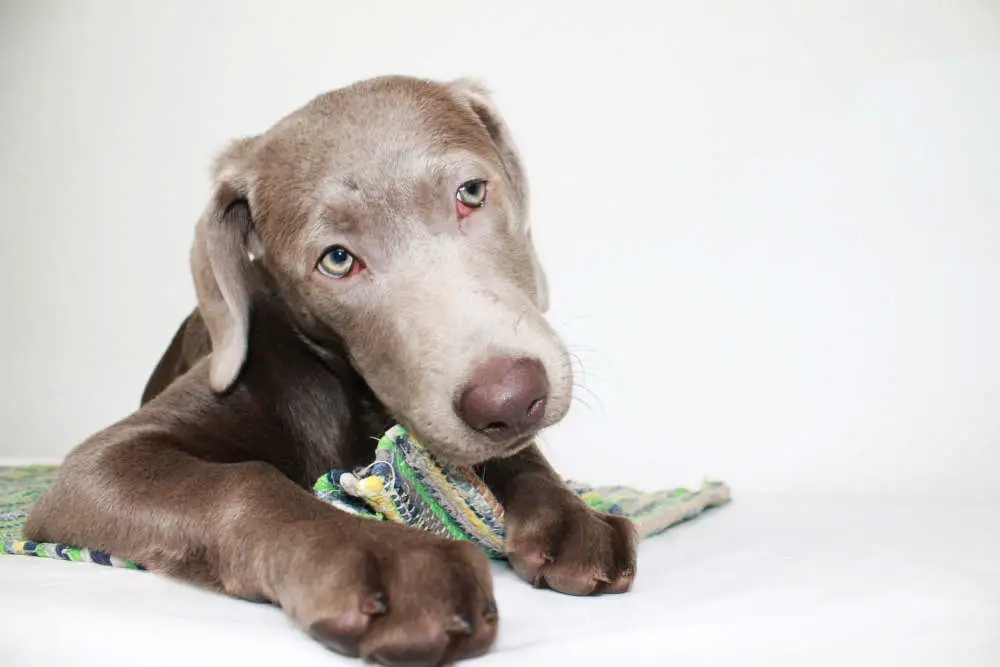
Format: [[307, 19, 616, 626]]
[[191, 76, 572, 464]]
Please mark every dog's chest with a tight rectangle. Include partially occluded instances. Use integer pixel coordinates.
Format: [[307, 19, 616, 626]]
[[263, 362, 390, 487]]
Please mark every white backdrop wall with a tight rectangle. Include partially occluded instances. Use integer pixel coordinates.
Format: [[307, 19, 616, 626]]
[[1, 0, 998, 498]]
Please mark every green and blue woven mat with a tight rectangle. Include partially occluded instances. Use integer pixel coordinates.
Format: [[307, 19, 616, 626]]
[[1, 424, 731, 569]]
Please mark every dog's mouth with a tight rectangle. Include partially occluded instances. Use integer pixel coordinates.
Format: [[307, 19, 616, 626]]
[[399, 418, 541, 468], [498, 434, 536, 459]]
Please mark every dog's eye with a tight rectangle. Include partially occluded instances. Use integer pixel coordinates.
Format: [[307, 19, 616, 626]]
[[456, 179, 487, 210], [317, 245, 360, 278]]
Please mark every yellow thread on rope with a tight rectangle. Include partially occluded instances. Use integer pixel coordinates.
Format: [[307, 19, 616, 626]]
[[358, 476, 384, 495]]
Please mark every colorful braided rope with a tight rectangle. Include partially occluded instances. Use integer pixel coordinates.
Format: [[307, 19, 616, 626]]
[[2, 426, 731, 569]]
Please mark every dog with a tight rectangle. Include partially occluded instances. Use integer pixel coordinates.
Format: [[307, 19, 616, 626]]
[[24, 75, 637, 666]]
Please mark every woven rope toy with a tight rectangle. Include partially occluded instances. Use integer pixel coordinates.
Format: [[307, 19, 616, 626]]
[[314, 424, 731, 559], [1, 426, 730, 567]]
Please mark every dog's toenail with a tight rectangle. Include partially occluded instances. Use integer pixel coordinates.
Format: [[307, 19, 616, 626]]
[[360, 591, 388, 615], [483, 600, 498, 619], [446, 614, 474, 635]]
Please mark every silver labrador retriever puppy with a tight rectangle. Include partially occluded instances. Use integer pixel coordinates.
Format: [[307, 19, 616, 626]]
[[26, 75, 637, 666]]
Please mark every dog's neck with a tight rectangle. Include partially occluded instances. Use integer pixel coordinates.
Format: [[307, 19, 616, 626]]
[[237, 286, 395, 482]]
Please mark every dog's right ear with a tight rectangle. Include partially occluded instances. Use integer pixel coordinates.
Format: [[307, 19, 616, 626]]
[[448, 78, 550, 312], [190, 137, 258, 394]]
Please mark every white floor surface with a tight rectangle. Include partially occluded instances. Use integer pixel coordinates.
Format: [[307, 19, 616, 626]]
[[2, 489, 997, 666]]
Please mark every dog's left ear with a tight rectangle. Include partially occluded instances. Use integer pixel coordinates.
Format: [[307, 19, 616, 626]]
[[190, 137, 260, 393], [448, 78, 550, 312]]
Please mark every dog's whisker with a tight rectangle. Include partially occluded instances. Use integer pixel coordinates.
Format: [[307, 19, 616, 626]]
[[573, 384, 601, 403], [568, 351, 589, 386], [564, 348, 605, 370], [560, 358, 608, 394], [566, 342, 601, 351], [565, 345, 604, 363], [578, 369, 609, 386], [571, 393, 595, 414], [572, 382, 604, 412], [557, 356, 581, 373], [555, 312, 597, 329], [560, 355, 610, 387]]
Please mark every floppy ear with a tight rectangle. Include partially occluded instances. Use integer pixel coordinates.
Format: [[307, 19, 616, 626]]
[[190, 138, 258, 393], [448, 78, 550, 312]]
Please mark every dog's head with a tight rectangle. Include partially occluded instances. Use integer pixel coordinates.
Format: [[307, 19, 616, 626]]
[[191, 76, 571, 465]]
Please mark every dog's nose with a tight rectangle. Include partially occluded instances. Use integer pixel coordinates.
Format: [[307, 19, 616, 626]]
[[457, 357, 549, 442]]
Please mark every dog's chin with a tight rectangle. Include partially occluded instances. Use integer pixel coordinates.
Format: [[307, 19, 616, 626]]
[[405, 425, 538, 468]]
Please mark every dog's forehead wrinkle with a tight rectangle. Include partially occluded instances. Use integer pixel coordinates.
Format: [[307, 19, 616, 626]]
[[249, 94, 508, 261], [312, 198, 363, 233], [310, 172, 452, 253]]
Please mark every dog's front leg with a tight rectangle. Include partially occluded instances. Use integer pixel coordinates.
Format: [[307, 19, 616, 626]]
[[482, 445, 638, 595], [24, 436, 498, 665]]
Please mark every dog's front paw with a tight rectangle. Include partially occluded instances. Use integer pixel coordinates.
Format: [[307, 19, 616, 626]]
[[504, 493, 638, 596], [281, 521, 498, 666]]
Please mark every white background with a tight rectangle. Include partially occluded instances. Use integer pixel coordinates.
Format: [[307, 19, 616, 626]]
[[1, 0, 999, 500]]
